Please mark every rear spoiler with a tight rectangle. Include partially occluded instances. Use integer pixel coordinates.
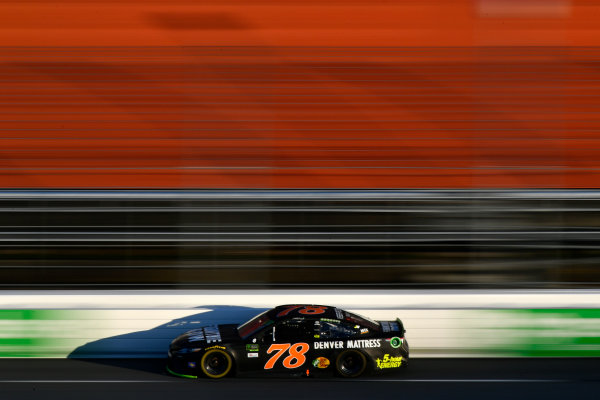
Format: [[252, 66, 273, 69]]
[[396, 318, 406, 335]]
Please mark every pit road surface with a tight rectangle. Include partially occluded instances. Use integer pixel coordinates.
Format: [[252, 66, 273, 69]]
[[0, 358, 598, 400]]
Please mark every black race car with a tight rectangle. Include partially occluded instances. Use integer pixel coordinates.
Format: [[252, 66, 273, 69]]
[[167, 304, 408, 379]]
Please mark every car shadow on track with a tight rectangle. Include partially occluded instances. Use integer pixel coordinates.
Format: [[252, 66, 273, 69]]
[[67, 305, 267, 376]]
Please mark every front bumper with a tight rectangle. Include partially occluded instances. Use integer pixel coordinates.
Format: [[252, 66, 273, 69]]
[[167, 351, 198, 379]]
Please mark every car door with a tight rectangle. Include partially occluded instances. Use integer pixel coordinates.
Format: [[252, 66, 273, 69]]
[[260, 318, 315, 374]]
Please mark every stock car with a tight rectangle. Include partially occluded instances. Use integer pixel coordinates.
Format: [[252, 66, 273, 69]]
[[167, 304, 408, 379]]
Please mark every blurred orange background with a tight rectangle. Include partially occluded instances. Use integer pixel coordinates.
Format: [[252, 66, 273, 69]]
[[1, 0, 600, 188]]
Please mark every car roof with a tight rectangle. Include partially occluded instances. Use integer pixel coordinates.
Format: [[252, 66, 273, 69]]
[[268, 304, 343, 321]]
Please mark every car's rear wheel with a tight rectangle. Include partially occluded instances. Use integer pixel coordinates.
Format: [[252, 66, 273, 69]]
[[200, 349, 233, 379], [335, 350, 367, 378]]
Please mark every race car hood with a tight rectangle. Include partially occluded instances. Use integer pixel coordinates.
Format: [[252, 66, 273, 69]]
[[170, 324, 239, 350]]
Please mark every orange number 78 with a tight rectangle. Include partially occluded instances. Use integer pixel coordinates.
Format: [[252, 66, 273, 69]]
[[276, 305, 327, 317], [264, 343, 309, 369]]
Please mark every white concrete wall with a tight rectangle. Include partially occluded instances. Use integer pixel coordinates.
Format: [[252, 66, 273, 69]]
[[0, 290, 598, 358]]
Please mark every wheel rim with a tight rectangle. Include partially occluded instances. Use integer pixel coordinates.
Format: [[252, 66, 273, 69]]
[[201, 350, 232, 378], [338, 351, 365, 377]]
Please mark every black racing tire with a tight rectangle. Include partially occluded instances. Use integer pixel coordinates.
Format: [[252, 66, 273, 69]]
[[335, 350, 367, 378], [200, 349, 233, 379]]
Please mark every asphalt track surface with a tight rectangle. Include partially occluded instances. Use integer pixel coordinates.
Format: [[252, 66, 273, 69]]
[[0, 358, 598, 400]]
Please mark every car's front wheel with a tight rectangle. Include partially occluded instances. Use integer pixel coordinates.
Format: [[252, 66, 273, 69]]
[[335, 350, 367, 378], [200, 349, 233, 379]]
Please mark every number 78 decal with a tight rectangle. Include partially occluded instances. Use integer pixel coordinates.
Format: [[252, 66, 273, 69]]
[[276, 305, 327, 317], [264, 343, 310, 369]]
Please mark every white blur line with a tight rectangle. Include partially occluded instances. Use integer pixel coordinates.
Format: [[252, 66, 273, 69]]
[[1, 189, 600, 200], [354, 379, 568, 383], [2, 289, 600, 309]]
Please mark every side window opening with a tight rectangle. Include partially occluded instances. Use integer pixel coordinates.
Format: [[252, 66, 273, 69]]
[[276, 318, 313, 342], [317, 320, 360, 339], [260, 327, 275, 343]]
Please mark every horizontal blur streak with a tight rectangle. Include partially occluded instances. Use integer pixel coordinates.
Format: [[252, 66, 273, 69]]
[[478, 0, 570, 17], [0, 190, 599, 289], [2, 46, 600, 188], [0, 1, 599, 188], [0, 0, 592, 46]]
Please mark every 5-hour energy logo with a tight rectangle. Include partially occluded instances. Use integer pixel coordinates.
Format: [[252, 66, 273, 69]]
[[375, 354, 403, 369]]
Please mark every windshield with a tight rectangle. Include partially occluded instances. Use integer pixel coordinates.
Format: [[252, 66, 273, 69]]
[[237, 310, 274, 339], [343, 310, 381, 331]]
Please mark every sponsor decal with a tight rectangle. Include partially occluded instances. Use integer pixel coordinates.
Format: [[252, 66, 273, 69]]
[[376, 354, 402, 369], [388, 337, 403, 349], [247, 353, 259, 358], [335, 308, 344, 320], [346, 339, 381, 349], [360, 328, 369, 335], [312, 357, 330, 369], [187, 361, 196, 368], [320, 318, 340, 323], [246, 344, 259, 352], [314, 341, 344, 350], [205, 345, 226, 350], [315, 339, 382, 350]]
